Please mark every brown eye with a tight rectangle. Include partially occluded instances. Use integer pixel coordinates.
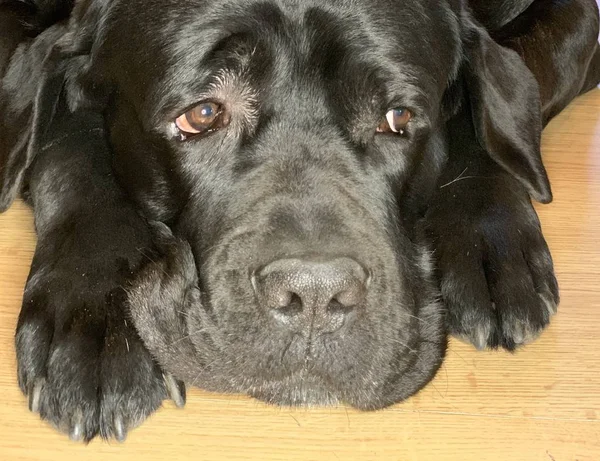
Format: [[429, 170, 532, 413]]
[[175, 101, 228, 139], [377, 108, 412, 135]]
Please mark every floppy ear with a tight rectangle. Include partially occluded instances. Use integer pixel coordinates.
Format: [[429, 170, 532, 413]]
[[0, 50, 68, 212], [0, 2, 107, 212], [461, 14, 552, 204]]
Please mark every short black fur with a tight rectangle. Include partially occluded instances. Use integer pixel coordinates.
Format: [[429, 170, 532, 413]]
[[0, 0, 598, 442]]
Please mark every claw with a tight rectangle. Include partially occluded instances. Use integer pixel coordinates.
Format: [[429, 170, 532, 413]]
[[541, 293, 558, 316], [28, 378, 44, 413], [471, 320, 492, 350], [164, 373, 186, 408], [69, 408, 84, 442], [113, 414, 127, 442], [511, 323, 526, 345]]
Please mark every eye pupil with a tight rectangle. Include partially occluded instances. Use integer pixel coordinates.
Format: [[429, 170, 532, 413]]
[[200, 104, 214, 117]]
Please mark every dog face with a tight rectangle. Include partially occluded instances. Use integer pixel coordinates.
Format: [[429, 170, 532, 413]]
[[45, 0, 549, 409], [104, 0, 458, 409]]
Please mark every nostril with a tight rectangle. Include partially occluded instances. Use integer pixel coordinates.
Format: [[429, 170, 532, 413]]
[[333, 284, 366, 309], [252, 271, 302, 315], [278, 293, 303, 316], [327, 298, 354, 315]]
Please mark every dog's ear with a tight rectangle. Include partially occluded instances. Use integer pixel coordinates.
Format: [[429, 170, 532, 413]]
[[461, 14, 552, 203], [0, 1, 109, 212], [0, 50, 69, 212]]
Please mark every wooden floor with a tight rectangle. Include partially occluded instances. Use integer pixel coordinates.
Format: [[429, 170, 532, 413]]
[[0, 90, 598, 461]]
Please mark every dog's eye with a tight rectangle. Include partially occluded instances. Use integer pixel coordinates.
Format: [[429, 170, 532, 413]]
[[377, 108, 412, 135], [174, 101, 229, 139]]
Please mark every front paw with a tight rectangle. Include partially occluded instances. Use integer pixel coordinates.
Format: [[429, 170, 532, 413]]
[[15, 271, 186, 442], [426, 180, 559, 351]]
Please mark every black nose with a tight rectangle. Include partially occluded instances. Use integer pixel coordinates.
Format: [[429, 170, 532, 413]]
[[254, 257, 369, 334]]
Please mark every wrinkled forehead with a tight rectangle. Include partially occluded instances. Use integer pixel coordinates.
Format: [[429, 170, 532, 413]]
[[103, 0, 461, 110]]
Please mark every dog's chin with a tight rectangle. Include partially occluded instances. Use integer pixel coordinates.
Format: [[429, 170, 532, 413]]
[[127, 230, 447, 410], [246, 373, 340, 407], [218, 346, 445, 411]]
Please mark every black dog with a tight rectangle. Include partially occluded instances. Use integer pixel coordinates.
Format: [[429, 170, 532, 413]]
[[0, 0, 598, 442]]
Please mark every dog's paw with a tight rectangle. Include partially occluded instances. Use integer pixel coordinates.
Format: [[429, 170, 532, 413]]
[[426, 178, 559, 351], [15, 272, 186, 442]]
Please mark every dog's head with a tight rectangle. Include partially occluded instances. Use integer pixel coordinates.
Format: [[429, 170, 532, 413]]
[[11, 0, 552, 409]]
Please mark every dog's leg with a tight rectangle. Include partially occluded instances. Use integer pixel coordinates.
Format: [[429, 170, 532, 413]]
[[15, 104, 186, 442], [427, 0, 599, 350], [0, 6, 185, 442], [426, 108, 559, 350]]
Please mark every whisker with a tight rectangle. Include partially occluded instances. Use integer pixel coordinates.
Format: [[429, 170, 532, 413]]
[[439, 167, 482, 189], [400, 312, 429, 324], [167, 329, 204, 346], [389, 337, 417, 354], [137, 248, 170, 277], [190, 368, 205, 388]]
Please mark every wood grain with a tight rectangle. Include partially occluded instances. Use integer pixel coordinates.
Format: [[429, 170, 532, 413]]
[[1, 90, 599, 461]]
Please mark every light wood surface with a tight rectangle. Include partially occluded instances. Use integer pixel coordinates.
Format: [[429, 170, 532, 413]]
[[1, 89, 599, 461]]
